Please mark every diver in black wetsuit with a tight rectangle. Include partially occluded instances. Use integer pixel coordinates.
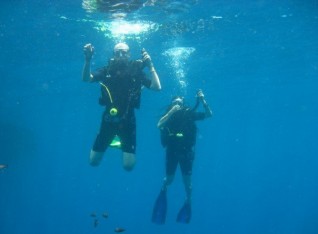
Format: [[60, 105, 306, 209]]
[[152, 89, 212, 224], [82, 42, 161, 171]]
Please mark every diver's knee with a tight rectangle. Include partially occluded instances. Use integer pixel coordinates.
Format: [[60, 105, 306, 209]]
[[89, 150, 104, 167], [123, 152, 136, 171], [123, 163, 135, 171], [164, 175, 175, 185], [182, 175, 192, 187]]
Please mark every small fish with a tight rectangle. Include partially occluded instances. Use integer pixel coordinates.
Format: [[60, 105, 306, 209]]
[[90, 212, 97, 218], [0, 164, 8, 170], [102, 212, 108, 218], [94, 219, 99, 228], [114, 227, 125, 232]]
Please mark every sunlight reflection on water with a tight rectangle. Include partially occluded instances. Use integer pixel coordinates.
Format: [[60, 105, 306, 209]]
[[93, 19, 159, 42]]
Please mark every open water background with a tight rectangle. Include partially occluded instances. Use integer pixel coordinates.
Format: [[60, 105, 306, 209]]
[[0, 0, 318, 233]]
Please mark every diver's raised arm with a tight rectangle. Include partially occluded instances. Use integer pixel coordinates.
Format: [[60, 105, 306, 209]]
[[82, 43, 94, 82], [142, 48, 161, 91], [157, 105, 181, 128], [197, 89, 212, 118]]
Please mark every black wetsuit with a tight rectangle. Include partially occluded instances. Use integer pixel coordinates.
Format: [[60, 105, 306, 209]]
[[160, 107, 206, 176], [91, 59, 151, 154]]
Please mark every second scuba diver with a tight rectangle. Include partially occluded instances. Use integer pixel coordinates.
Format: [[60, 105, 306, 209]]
[[152, 89, 212, 224]]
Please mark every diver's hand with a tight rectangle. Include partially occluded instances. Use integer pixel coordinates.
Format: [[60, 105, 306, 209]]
[[196, 89, 204, 99], [84, 43, 94, 61], [196, 89, 205, 100], [141, 48, 154, 69], [197, 89, 208, 106], [169, 104, 181, 115]]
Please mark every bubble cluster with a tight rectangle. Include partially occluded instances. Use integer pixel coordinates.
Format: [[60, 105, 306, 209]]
[[162, 47, 195, 92]]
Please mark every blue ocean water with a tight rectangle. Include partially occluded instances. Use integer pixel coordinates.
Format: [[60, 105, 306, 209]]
[[1, 0, 318, 233]]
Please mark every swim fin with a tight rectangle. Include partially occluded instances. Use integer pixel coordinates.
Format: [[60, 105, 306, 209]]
[[176, 201, 191, 224], [151, 190, 167, 225]]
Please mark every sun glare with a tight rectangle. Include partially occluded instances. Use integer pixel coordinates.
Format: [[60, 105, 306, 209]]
[[94, 20, 159, 40]]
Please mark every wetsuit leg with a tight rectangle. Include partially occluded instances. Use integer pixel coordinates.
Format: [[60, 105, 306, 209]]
[[166, 147, 179, 176], [118, 116, 136, 171], [118, 116, 136, 154], [179, 149, 194, 176], [162, 147, 179, 190], [92, 118, 116, 153], [179, 149, 195, 202]]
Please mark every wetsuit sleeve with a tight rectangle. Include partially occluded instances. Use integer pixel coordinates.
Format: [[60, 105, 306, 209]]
[[193, 111, 206, 121], [141, 73, 152, 88], [91, 67, 107, 82]]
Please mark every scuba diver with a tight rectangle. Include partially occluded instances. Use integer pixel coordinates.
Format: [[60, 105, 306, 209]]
[[152, 89, 212, 224], [82, 42, 161, 171]]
